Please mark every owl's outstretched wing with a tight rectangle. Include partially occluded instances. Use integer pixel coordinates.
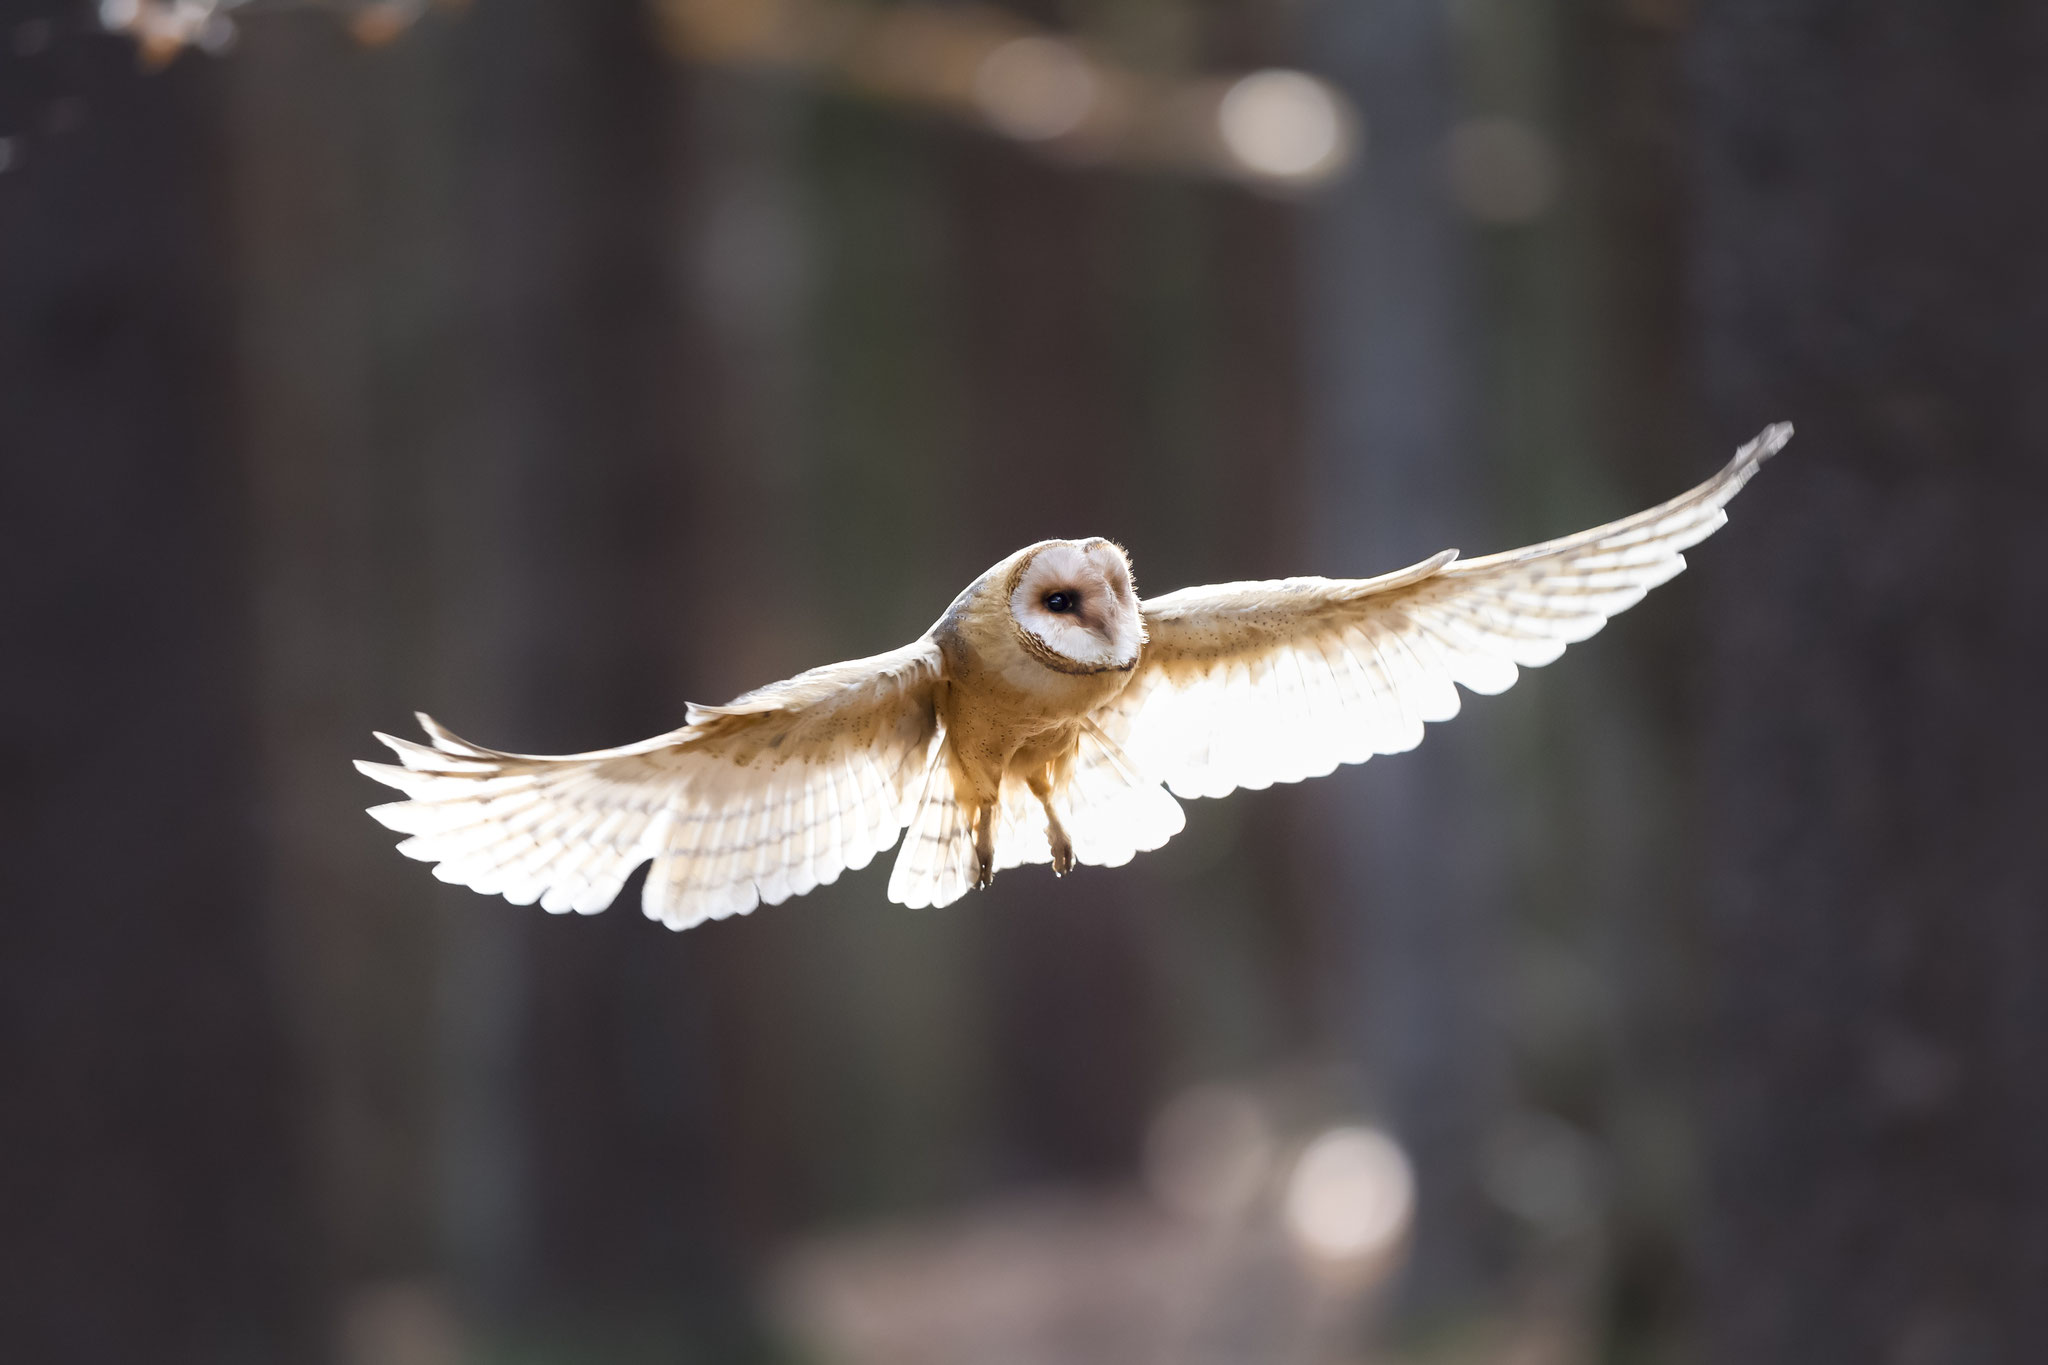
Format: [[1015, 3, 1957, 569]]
[[1097, 425, 1791, 800], [356, 639, 944, 930]]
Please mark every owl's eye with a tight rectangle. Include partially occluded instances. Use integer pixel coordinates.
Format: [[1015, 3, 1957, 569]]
[[1043, 591, 1077, 614]]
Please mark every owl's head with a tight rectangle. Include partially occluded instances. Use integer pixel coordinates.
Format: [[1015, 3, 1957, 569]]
[[1006, 538, 1144, 673]]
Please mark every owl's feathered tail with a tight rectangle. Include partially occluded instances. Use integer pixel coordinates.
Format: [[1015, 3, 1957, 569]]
[[887, 723, 1185, 909], [886, 739, 980, 909]]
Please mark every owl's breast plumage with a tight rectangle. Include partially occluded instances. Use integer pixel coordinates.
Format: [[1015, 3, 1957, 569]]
[[931, 576, 1136, 788]]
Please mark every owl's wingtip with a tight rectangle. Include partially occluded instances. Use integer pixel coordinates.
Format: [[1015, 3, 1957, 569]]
[[355, 758, 410, 789], [413, 711, 498, 757], [1745, 422, 1795, 464]]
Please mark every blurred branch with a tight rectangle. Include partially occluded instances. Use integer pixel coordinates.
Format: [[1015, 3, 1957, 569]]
[[96, 0, 466, 67], [89, 0, 1361, 191], [654, 0, 1362, 191]]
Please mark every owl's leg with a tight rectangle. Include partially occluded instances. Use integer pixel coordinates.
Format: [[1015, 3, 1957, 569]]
[[1024, 771, 1074, 876], [971, 801, 997, 888]]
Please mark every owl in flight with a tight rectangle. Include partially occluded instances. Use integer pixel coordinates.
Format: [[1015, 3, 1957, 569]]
[[360, 425, 1790, 929]]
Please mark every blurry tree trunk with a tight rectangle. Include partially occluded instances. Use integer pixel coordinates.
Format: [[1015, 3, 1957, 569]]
[[226, 11, 467, 1302], [1692, 5, 2048, 1360], [1302, 0, 1511, 1316], [0, 28, 316, 1363], [459, 0, 771, 1321], [222, 0, 748, 1331]]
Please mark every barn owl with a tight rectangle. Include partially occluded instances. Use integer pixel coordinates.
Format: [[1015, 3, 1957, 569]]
[[359, 425, 1790, 929]]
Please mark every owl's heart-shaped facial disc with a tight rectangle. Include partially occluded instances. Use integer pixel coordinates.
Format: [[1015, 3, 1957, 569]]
[[1007, 539, 1144, 673]]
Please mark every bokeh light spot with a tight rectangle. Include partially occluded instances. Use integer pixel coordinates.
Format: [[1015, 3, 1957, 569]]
[[975, 37, 1098, 143], [1284, 1125, 1414, 1263], [1218, 70, 1353, 184]]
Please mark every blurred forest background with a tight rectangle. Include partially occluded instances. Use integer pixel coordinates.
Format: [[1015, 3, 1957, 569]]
[[5, 0, 2047, 1362]]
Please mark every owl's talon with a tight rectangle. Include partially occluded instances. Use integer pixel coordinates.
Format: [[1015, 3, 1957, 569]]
[[1050, 837, 1074, 878]]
